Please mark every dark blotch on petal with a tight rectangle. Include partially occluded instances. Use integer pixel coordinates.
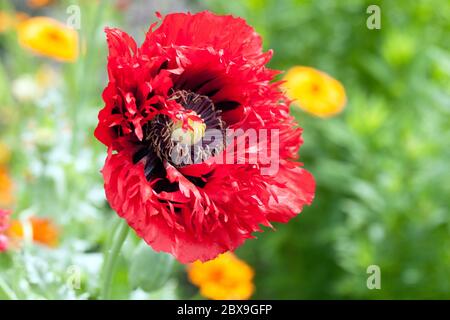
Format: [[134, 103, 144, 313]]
[[216, 100, 240, 111]]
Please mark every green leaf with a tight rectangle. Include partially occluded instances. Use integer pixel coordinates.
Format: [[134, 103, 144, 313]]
[[0, 253, 13, 270], [129, 242, 175, 293]]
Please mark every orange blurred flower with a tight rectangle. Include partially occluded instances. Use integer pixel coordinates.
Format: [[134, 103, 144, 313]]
[[27, 0, 54, 8], [0, 11, 29, 33], [7, 217, 59, 247], [283, 66, 347, 118], [0, 166, 14, 207], [188, 252, 254, 300], [18, 17, 78, 62]]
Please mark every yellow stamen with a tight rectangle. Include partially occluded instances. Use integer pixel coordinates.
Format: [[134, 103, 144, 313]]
[[171, 112, 206, 145]]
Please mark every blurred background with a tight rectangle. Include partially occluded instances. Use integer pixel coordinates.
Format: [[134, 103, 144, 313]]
[[0, 0, 449, 299]]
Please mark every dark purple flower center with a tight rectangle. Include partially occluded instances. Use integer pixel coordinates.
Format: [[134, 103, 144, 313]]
[[133, 90, 226, 189]]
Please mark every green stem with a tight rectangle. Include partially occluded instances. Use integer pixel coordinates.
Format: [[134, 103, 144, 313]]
[[70, 0, 106, 153], [101, 219, 129, 300], [0, 275, 18, 300]]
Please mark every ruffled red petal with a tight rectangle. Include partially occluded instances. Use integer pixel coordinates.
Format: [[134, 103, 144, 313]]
[[142, 11, 266, 64]]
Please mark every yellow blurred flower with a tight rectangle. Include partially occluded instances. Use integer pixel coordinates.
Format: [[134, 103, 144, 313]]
[[7, 217, 59, 247], [28, 0, 54, 8], [283, 66, 347, 118], [188, 253, 255, 300], [18, 17, 78, 62], [0, 11, 29, 33], [0, 166, 14, 207]]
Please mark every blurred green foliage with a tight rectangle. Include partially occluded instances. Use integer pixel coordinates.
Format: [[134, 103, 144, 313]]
[[0, 0, 449, 299], [202, 0, 450, 298]]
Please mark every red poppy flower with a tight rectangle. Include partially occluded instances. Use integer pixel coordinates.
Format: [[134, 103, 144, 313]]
[[95, 11, 315, 263]]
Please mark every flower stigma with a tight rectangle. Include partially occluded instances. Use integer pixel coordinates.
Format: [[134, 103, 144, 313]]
[[171, 111, 207, 146]]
